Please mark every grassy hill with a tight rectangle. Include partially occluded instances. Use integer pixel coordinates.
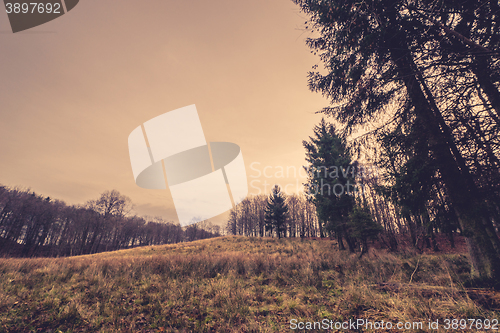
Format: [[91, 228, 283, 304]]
[[0, 236, 499, 332]]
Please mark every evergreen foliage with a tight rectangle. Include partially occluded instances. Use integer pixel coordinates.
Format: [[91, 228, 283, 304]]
[[348, 205, 383, 254], [303, 119, 358, 251], [264, 185, 289, 239]]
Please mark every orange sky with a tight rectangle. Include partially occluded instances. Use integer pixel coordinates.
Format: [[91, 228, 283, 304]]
[[0, 0, 327, 225]]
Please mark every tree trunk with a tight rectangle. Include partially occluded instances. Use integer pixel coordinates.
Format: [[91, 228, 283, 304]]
[[387, 33, 500, 281]]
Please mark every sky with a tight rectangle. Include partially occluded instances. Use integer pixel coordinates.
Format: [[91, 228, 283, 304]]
[[0, 0, 327, 225]]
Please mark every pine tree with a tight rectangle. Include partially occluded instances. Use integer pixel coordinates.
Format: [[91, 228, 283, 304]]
[[265, 185, 288, 239], [348, 205, 383, 255], [303, 119, 357, 251]]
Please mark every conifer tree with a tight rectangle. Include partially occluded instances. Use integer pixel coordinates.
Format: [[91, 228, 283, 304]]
[[348, 205, 383, 255], [303, 119, 357, 251], [265, 185, 289, 239]]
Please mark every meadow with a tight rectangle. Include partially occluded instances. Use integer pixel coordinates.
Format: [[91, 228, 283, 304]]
[[0, 236, 498, 332]]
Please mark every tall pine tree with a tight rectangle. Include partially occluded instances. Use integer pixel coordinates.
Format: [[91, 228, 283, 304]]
[[265, 185, 289, 239], [303, 119, 357, 251]]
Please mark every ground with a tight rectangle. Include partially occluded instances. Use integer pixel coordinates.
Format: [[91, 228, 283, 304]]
[[0, 236, 498, 332]]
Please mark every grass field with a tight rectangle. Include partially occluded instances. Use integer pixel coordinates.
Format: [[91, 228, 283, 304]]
[[0, 236, 499, 332]]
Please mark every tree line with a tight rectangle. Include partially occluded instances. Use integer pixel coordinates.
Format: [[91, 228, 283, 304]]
[[226, 193, 321, 238], [226, 122, 384, 255], [225, 115, 490, 258], [0, 186, 221, 257]]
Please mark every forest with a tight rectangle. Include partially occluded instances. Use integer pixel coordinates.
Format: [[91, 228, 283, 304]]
[[0, 187, 221, 258], [228, 0, 500, 286]]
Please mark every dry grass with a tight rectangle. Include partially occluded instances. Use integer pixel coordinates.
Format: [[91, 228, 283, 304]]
[[0, 236, 498, 332]]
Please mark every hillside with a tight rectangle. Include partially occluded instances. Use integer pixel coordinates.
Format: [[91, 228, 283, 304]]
[[0, 236, 499, 332]]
